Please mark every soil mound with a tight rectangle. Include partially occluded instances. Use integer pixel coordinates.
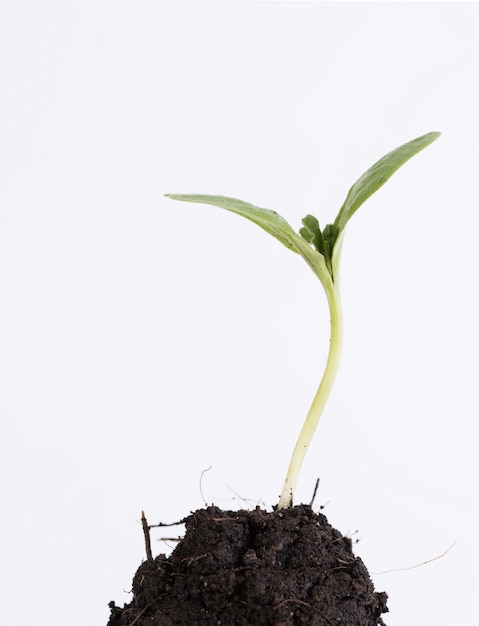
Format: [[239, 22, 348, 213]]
[[108, 504, 388, 625]]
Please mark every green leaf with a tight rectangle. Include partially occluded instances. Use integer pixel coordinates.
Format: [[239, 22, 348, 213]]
[[301, 215, 324, 255], [299, 226, 314, 243], [165, 193, 334, 290], [165, 194, 297, 251], [333, 131, 441, 235], [321, 224, 339, 269]]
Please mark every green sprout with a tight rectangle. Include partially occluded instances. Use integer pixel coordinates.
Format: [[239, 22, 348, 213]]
[[166, 131, 440, 510]]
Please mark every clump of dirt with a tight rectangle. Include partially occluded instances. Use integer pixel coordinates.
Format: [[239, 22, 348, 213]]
[[108, 504, 388, 625]]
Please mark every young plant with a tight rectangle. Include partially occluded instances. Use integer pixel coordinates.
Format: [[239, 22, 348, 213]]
[[166, 131, 440, 510]]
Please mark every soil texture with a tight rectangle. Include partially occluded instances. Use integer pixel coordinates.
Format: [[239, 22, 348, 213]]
[[108, 504, 388, 625]]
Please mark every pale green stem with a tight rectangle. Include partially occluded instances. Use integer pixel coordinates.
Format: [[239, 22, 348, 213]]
[[277, 281, 343, 509]]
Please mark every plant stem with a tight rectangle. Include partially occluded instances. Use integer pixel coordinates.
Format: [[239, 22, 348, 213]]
[[277, 281, 343, 509]]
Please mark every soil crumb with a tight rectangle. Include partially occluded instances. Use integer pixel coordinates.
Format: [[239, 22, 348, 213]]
[[108, 504, 388, 625]]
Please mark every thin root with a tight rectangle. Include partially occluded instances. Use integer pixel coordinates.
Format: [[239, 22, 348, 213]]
[[372, 540, 456, 575]]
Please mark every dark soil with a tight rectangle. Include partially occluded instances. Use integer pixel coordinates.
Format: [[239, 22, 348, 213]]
[[108, 504, 388, 625]]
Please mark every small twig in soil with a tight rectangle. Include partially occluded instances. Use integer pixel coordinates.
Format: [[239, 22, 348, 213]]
[[141, 510, 153, 561], [372, 540, 456, 575], [149, 518, 185, 528], [274, 597, 312, 609], [183, 553, 208, 567], [129, 604, 151, 626], [309, 477, 320, 507]]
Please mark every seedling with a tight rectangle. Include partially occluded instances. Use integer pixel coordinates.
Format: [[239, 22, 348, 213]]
[[166, 131, 440, 510]]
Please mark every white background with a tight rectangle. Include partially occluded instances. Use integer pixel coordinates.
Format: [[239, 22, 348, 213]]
[[1, 2, 478, 625]]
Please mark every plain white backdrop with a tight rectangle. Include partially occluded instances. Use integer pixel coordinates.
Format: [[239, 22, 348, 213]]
[[1, 2, 478, 625]]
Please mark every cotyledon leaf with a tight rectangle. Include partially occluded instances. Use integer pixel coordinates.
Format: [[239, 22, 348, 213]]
[[333, 131, 441, 236], [164, 193, 334, 289]]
